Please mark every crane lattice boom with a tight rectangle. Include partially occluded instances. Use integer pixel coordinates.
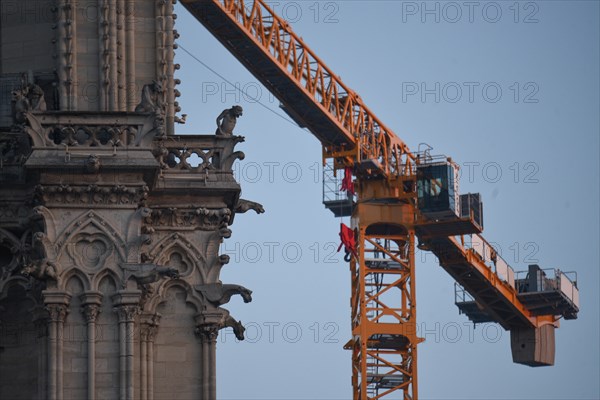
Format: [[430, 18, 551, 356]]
[[182, 0, 414, 179], [180, 1, 580, 399]]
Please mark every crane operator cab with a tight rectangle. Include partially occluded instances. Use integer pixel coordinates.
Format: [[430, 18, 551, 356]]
[[415, 156, 483, 237]]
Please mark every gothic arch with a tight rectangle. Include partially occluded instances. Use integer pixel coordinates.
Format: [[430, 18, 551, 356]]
[[0, 276, 33, 303], [56, 211, 127, 263], [148, 233, 207, 281], [146, 279, 204, 315], [92, 268, 122, 291], [60, 267, 91, 293]]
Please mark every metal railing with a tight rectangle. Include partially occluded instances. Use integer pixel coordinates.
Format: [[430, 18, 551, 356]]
[[514, 268, 579, 308], [462, 234, 516, 288], [454, 282, 476, 304], [322, 160, 348, 203]]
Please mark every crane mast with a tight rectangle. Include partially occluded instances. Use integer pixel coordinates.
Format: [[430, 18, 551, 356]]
[[180, 1, 580, 399]]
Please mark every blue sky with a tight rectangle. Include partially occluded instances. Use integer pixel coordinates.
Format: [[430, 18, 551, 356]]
[[173, 1, 599, 399]]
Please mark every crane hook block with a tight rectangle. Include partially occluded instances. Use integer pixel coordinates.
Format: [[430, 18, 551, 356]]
[[338, 223, 357, 262]]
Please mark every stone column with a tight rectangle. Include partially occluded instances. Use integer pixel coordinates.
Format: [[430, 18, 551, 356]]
[[65, 0, 77, 110], [0, 308, 3, 357], [117, 0, 127, 111], [32, 306, 49, 400], [125, 0, 136, 110], [108, 0, 118, 111], [139, 313, 160, 400], [56, 0, 68, 110], [43, 291, 71, 400], [155, 0, 166, 105], [195, 322, 219, 400], [113, 291, 141, 400], [81, 292, 103, 400], [98, 0, 109, 111], [164, 0, 175, 135]]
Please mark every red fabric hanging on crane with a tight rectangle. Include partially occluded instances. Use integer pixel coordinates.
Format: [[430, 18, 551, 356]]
[[340, 167, 355, 196], [337, 223, 357, 261]]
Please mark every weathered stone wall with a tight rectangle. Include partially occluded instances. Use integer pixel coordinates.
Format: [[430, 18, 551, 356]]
[[64, 278, 88, 400], [0, 110, 256, 399], [0, 284, 43, 400], [96, 277, 120, 400], [0, 0, 55, 74], [1, 1, 256, 398], [154, 285, 202, 400], [0, 0, 180, 125]]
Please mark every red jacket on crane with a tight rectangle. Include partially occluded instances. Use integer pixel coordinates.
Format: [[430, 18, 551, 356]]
[[340, 167, 355, 196]]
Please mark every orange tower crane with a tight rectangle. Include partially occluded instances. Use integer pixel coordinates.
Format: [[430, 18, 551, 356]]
[[180, 1, 580, 399]]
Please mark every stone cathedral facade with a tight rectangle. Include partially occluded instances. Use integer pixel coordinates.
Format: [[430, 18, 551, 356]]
[[0, 1, 260, 399]]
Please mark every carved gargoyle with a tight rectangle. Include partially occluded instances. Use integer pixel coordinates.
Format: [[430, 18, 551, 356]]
[[223, 314, 246, 341], [195, 282, 253, 307], [21, 260, 57, 281], [135, 81, 164, 114], [235, 199, 265, 214], [11, 83, 46, 125], [85, 154, 101, 173], [1, 229, 57, 281], [122, 263, 180, 287], [11, 89, 30, 125], [215, 105, 243, 136], [27, 84, 46, 111]]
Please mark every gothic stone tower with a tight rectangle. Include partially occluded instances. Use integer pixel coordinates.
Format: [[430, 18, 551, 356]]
[[0, 1, 259, 399]]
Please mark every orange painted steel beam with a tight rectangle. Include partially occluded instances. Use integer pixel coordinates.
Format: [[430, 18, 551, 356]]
[[181, 0, 415, 179], [181, 1, 565, 399], [433, 236, 556, 330], [347, 201, 419, 399]]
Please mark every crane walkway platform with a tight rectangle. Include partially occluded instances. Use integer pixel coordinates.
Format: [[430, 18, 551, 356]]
[[425, 235, 533, 329], [424, 235, 579, 329]]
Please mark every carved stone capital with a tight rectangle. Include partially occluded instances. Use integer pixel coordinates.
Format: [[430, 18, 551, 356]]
[[195, 324, 219, 343], [82, 304, 101, 323], [140, 323, 159, 342], [42, 291, 71, 324], [112, 289, 141, 322], [114, 305, 139, 323], [45, 304, 69, 323]]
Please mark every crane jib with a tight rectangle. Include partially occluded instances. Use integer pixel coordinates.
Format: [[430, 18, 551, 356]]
[[181, 0, 579, 399], [182, 0, 414, 177]]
